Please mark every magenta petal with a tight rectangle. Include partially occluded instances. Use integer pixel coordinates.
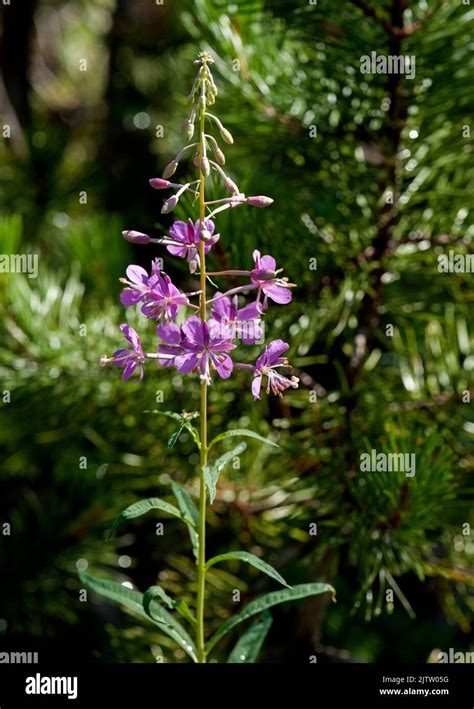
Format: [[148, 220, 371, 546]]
[[169, 221, 189, 242], [167, 244, 188, 259], [260, 255, 276, 271], [215, 353, 233, 379], [262, 283, 292, 304], [126, 264, 148, 284], [157, 322, 181, 344], [182, 316, 206, 346], [122, 360, 137, 380], [175, 353, 199, 374], [266, 339, 289, 362], [120, 289, 143, 307], [120, 324, 141, 351], [211, 294, 231, 321], [252, 373, 263, 399]]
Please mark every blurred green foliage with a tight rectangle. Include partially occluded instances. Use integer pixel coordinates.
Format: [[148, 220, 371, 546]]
[[0, 0, 472, 662]]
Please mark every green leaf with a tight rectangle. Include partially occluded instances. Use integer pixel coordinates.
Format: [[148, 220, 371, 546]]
[[150, 409, 200, 449], [171, 481, 199, 559], [208, 428, 279, 451], [206, 583, 335, 655], [79, 572, 197, 662], [206, 551, 291, 588], [143, 585, 196, 626], [167, 422, 185, 452], [203, 442, 247, 504], [227, 611, 273, 663], [108, 497, 187, 538]]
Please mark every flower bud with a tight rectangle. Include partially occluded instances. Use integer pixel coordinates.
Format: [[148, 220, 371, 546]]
[[193, 153, 201, 167], [182, 119, 195, 141], [161, 195, 179, 214], [201, 226, 214, 241], [224, 175, 240, 195], [122, 230, 151, 244], [200, 157, 211, 177], [149, 178, 171, 190], [215, 148, 225, 166], [246, 195, 274, 208], [162, 160, 178, 179], [220, 127, 234, 145]]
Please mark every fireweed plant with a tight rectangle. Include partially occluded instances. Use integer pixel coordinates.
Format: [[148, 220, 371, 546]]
[[80, 51, 335, 663]]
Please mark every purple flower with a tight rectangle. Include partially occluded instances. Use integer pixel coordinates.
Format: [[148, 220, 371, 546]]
[[120, 260, 161, 307], [167, 219, 218, 273], [251, 250, 293, 310], [174, 315, 236, 383], [101, 324, 145, 381], [157, 322, 184, 367], [210, 293, 263, 344], [251, 339, 299, 400], [141, 272, 189, 323]]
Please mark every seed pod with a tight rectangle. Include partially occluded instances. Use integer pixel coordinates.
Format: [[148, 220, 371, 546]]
[[220, 127, 234, 145], [162, 160, 178, 179]]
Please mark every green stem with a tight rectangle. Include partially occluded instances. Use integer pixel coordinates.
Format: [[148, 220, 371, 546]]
[[196, 76, 208, 664]]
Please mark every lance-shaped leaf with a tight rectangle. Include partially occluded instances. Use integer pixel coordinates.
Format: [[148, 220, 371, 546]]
[[143, 585, 196, 626], [171, 481, 199, 559], [227, 611, 273, 663], [203, 442, 247, 504], [79, 572, 198, 662], [208, 428, 279, 451], [206, 551, 291, 588], [206, 583, 335, 655], [108, 497, 188, 538], [149, 409, 200, 449]]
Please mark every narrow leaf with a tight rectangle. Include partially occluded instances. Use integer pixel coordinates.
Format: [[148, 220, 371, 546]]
[[79, 572, 197, 662], [203, 442, 247, 504], [167, 422, 185, 451], [208, 428, 279, 451], [171, 481, 199, 559], [143, 585, 196, 626], [227, 611, 272, 663], [206, 583, 335, 655], [206, 551, 291, 588], [109, 497, 186, 537], [150, 409, 200, 448]]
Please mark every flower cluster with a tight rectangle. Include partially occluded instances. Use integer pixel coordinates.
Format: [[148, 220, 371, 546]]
[[102, 51, 298, 400]]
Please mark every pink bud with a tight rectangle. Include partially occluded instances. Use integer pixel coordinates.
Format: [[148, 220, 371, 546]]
[[215, 148, 225, 166], [246, 196, 274, 208], [224, 176, 240, 195], [200, 157, 211, 177], [162, 160, 178, 179], [149, 178, 171, 190], [122, 230, 150, 244], [161, 195, 179, 214]]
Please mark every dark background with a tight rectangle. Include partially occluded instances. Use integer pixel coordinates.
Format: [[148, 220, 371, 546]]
[[0, 0, 472, 663]]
